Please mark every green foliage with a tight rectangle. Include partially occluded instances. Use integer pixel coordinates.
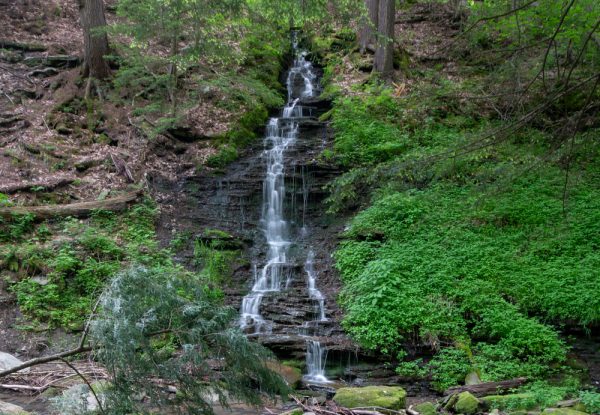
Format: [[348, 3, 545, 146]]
[[2, 200, 164, 328], [332, 90, 409, 166], [469, 0, 600, 67], [579, 390, 600, 414], [0, 193, 11, 207], [335, 158, 598, 388], [193, 239, 240, 286], [0, 213, 35, 242], [515, 379, 582, 410], [90, 265, 289, 414], [207, 145, 238, 169], [395, 359, 428, 379]]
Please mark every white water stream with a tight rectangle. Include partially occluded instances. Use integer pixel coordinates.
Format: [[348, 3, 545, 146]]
[[239, 33, 330, 383]]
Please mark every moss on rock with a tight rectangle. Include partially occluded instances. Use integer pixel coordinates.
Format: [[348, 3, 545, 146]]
[[414, 401, 437, 415], [266, 361, 302, 389], [334, 386, 406, 411], [454, 392, 480, 414]]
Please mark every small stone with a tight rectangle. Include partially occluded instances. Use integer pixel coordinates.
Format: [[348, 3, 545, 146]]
[[453, 391, 480, 414]]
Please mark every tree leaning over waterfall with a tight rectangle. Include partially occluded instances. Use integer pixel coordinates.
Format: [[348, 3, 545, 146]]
[[78, 0, 110, 79]]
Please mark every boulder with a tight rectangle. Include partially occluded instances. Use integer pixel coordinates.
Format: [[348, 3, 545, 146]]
[[413, 401, 437, 415], [334, 386, 406, 412], [0, 400, 30, 414], [481, 393, 536, 411], [266, 361, 302, 389], [541, 409, 589, 415], [454, 391, 480, 414], [0, 351, 26, 372]]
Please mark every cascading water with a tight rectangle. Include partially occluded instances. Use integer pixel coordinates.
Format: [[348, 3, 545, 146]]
[[240, 32, 330, 383], [305, 250, 326, 322]]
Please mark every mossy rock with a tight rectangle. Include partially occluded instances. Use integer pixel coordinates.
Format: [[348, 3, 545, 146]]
[[266, 361, 302, 389], [454, 392, 480, 414], [481, 393, 537, 411], [334, 386, 406, 412], [413, 401, 437, 415], [541, 409, 589, 415]]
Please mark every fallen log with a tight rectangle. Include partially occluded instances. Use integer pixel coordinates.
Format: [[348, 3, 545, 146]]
[[0, 40, 47, 52], [0, 175, 75, 194], [444, 377, 527, 397], [0, 190, 142, 220]]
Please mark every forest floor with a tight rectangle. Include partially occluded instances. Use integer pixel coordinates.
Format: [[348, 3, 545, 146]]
[[0, 0, 231, 208]]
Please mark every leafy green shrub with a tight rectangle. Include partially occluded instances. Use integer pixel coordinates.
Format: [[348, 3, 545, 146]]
[[332, 89, 409, 166], [428, 347, 472, 391], [335, 165, 598, 388], [207, 145, 239, 169], [0, 213, 35, 242], [580, 390, 600, 414]]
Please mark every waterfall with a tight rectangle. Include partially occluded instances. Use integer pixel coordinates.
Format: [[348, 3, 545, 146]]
[[304, 339, 330, 384], [305, 250, 326, 322], [240, 31, 330, 383]]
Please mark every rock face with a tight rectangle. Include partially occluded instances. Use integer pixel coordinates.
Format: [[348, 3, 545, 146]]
[[333, 386, 407, 411], [152, 95, 361, 366]]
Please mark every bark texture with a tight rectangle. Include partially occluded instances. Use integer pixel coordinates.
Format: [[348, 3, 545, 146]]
[[374, 0, 395, 77], [78, 0, 110, 79], [359, 0, 379, 54]]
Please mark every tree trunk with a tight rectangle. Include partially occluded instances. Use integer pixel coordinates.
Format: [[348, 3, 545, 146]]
[[78, 0, 110, 79], [374, 0, 395, 77], [359, 0, 379, 54], [444, 377, 528, 397]]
